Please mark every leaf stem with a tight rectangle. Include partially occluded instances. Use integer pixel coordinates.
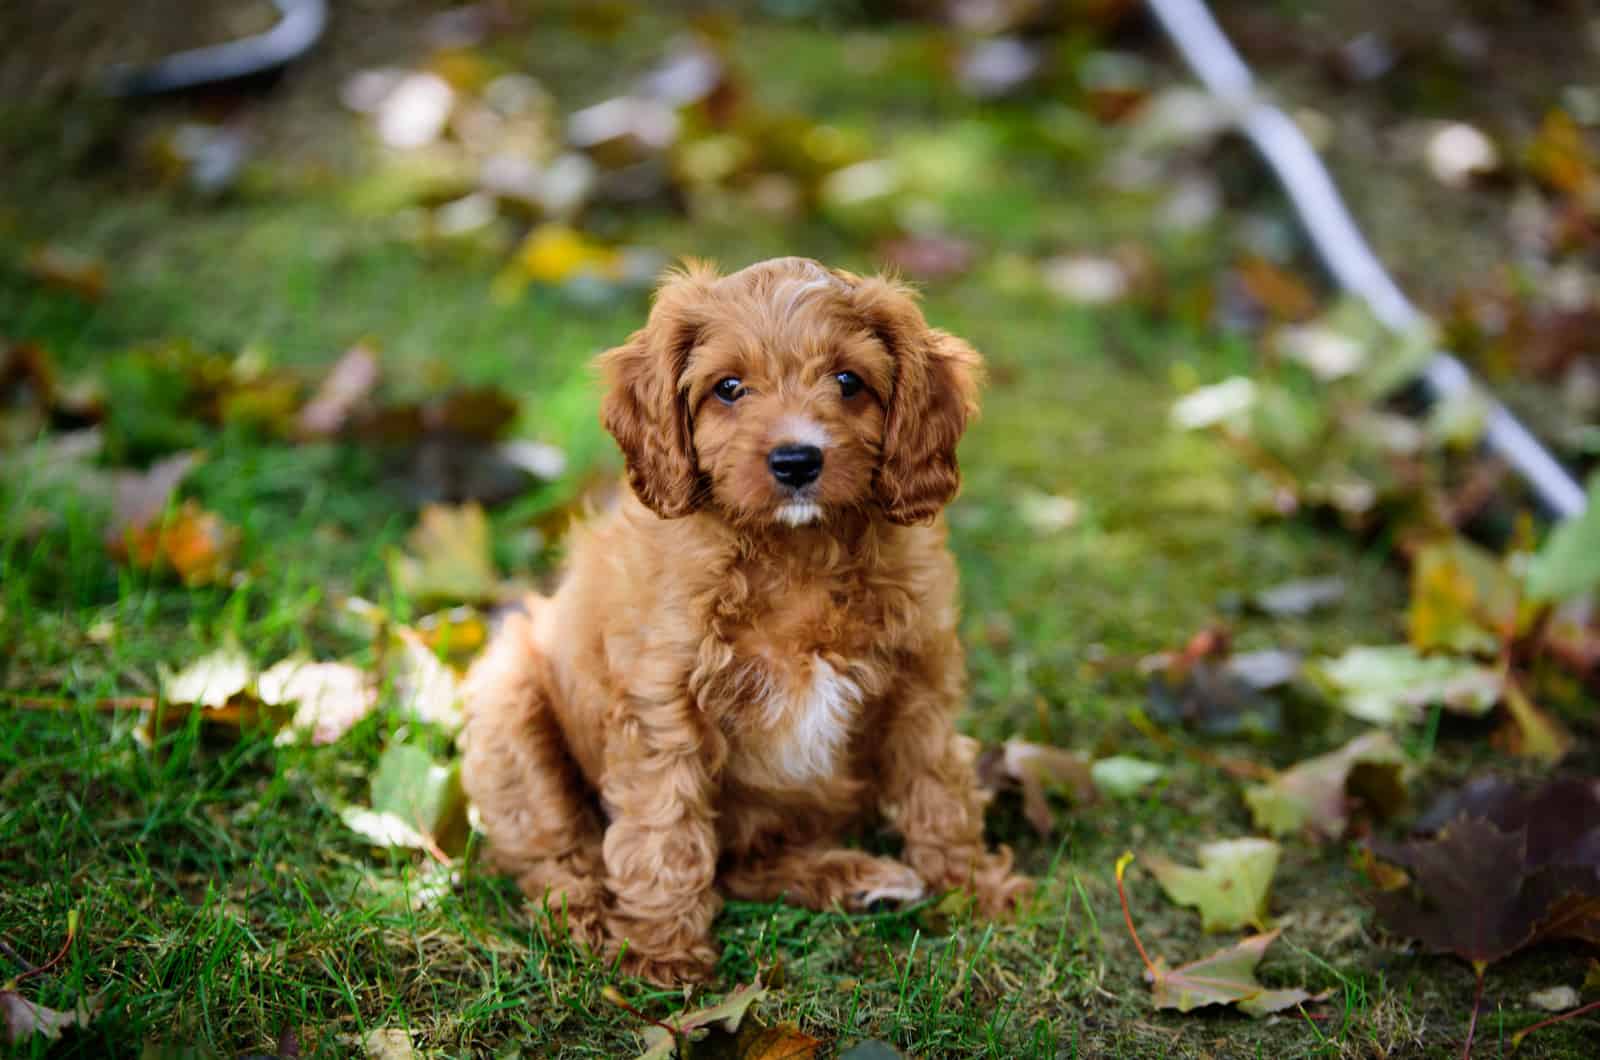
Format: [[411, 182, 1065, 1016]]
[[13, 908, 78, 985], [1511, 997, 1600, 1048], [1114, 853, 1156, 975], [1461, 968, 1485, 1060]]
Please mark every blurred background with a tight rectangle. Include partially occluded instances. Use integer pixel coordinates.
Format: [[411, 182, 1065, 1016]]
[[4, 2, 1600, 1057]]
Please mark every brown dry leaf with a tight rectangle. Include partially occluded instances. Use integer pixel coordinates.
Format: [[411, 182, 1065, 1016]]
[[977, 739, 1095, 836], [1526, 109, 1597, 197], [735, 1023, 821, 1059], [1244, 730, 1409, 839], [297, 343, 381, 439], [119, 499, 239, 586], [23, 245, 106, 301], [1236, 256, 1316, 321]]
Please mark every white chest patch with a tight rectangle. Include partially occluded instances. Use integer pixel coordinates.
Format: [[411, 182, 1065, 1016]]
[[761, 657, 861, 784]]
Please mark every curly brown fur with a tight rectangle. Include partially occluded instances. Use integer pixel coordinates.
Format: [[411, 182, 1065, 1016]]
[[461, 257, 1030, 985]]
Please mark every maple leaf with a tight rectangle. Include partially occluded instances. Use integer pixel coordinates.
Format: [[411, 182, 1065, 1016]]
[[260, 658, 377, 746], [387, 503, 501, 607], [1147, 929, 1313, 1017], [610, 979, 777, 1060], [1116, 853, 1318, 1019], [1244, 730, 1409, 839], [297, 342, 381, 439], [1145, 838, 1280, 933], [0, 991, 102, 1045], [1368, 799, 1600, 969]]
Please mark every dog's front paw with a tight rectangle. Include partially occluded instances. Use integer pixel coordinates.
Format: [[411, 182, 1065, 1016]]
[[614, 943, 719, 986], [846, 858, 928, 910]]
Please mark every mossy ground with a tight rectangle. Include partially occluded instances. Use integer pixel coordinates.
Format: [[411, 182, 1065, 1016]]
[[2, 4, 1596, 1057]]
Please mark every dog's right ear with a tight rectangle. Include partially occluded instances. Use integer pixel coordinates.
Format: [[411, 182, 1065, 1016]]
[[597, 264, 717, 519]]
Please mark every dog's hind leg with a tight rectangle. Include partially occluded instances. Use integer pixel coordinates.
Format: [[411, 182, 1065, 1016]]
[[461, 610, 606, 947]]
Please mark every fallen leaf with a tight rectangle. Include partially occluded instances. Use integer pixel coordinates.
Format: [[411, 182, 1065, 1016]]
[[23, 245, 106, 301], [1091, 756, 1166, 798], [1244, 730, 1408, 839], [1407, 538, 1519, 655], [119, 499, 239, 586], [374, 742, 467, 855], [1235, 256, 1316, 321], [978, 740, 1095, 836], [1147, 930, 1312, 1017], [626, 979, 770, 1060], [735, 1023, 821, 1059], [260, 659, 377, 746], [1528, 985, 1581, 1013], [1014, 488, 1080, 534], [375, 72, 455, 149], [388, 503, 500, 607], [1042, 254, 1129, 305], [1523, 472, 1600, 603], [1170, 377, 1256, 431], [106, 451, 202, 546], [0, 990, 101, 1044], [1310, 645, 1501, 724], [390, 627, 463, 730], [877, 235, 976, 281], [1427, 122, 1500, 188], [1495, 677, 1573, 763], [1368, 814, 1600, 968], [161, 644, 254, 709], [1146, 660, 1282, 736], [297, 343, 381, 439], [1146, 838, 1280, 933], [362, 1027, 417, 1060], [1252, 576, 1346, 617]]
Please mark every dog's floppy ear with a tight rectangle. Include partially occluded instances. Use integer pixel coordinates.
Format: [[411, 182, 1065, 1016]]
[[843, 273, 984, 526], [597, 264, 717, 518]]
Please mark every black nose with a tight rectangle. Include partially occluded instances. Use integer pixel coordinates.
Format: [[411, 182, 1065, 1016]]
[[768, 444, 823, 488]]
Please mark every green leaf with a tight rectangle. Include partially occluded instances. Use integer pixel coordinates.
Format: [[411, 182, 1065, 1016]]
[[1145, 838, 1280, 932], [1147, 929, 1311, 1017], [1090, 755, 1166, 798], [1524, 474, 1600, 603], [1309, 645, 1501, 725], [351, 743, 469, 856]]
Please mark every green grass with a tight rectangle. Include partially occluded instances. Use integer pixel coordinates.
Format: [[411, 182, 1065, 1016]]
[[3, 6, 1597, 1058]]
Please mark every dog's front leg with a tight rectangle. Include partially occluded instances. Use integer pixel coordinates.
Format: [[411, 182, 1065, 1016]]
[[878, 646, 1032, 918], [599, 694, 722, 984]]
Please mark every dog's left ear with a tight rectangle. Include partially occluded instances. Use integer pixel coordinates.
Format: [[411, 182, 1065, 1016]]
[[843, 273, 985, 526], [597, 264, 717, 518]]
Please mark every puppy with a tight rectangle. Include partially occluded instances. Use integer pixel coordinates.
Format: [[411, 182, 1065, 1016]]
[[461, 257, 1029, 985]]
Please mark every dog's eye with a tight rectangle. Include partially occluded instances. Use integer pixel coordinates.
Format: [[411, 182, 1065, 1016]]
[[713, 377, 746, 404], [835, 371, 864, 399]]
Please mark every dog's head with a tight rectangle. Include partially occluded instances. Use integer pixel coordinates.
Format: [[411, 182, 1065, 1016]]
[[598, 257, 983, 528]]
